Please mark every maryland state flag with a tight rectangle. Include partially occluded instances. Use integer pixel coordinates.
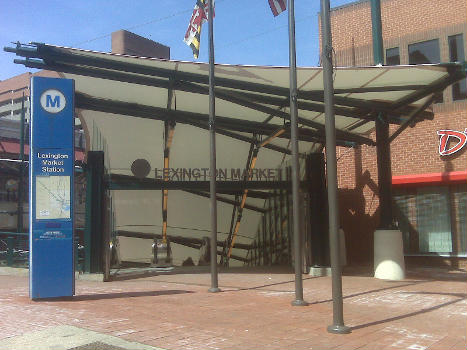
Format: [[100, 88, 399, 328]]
[[268, 0, 286, 16], [184, 0, 215, 59]]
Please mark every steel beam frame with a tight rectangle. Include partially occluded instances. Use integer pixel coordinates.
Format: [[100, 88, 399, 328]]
[[389, 94, 438, 143], [74, 93, 347, 145], [9, 43, 455, 119], [183, 189, 266, 213], [9, 43, 459, 131], [108, 177, 303, 191]]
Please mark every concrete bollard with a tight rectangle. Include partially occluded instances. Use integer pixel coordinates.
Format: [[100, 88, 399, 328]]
[[374, 229, 405, 280]]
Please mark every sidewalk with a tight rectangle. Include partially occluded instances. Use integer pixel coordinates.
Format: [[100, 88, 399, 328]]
[[0, 268, 465, 349]]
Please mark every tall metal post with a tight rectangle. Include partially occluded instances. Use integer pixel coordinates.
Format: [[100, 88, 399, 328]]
[[208, 0, 220, 293], [308, 153, 329, 267], [375, 116, 393, 228], [17, 93, 25, 233], [370, 0, 384, 66], [371, 0, 394, 229], [84, 152, 104, 273], [84, 165, 93, 273], [321, 0, 350, 334], [288, 0, 307, 306]]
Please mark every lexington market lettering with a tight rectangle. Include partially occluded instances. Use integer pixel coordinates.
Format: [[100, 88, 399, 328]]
[[438, 129, 467, 156], [155, 168, 278, 181]]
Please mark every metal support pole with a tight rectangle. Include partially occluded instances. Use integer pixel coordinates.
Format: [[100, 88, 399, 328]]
[[278, 169, 285, 264], [375, 115, 394, 229], [286, 166, 292, 265], [321, 0, 350, 334], [6, 236, 14, 266], [208, 0, 220, 293], [268, 195, 273, 266], [17, 93, 25, 233], [371, 0, 394, 230], [370, 0, 384, 66], [308, 153, 329, 267], [84, 165, 93, 273], [84, 152, 105, 273], [288, 0, 307, 307], [262, 214, 267, 264]]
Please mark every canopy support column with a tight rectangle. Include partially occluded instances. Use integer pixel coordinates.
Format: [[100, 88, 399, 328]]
[[375, 114, 394, 229], [371, 0, 395, 229], [371, 0, 405, 281], [84, 151, 105, 274]]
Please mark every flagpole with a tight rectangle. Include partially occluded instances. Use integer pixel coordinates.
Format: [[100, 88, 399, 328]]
[[288, 0, 307, 307], [208, 0, 220, 293], [321, 0, 350, 334]]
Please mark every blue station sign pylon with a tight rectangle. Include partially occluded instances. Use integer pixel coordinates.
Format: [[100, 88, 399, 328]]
[[29, 77, 75, 299]]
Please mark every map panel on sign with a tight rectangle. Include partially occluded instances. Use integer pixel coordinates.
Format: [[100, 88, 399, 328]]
[[36, 176, 71, 220]]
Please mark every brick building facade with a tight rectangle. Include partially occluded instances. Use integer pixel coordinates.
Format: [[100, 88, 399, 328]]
[[326, 0, 467, 268]]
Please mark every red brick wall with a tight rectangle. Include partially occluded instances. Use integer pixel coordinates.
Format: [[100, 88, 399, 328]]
[[336, 106, 467, 265], [391, 104, 467, 176], [327, 0, 467, 67], [111, 30, 170, 59], [324, 0, 467, 266], [0, 71, 60, 102]]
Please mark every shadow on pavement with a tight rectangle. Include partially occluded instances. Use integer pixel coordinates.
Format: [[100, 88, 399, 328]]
[[350, 291, 466, 331], [40, 289, 194, 302], [305, 280, 429, 306]]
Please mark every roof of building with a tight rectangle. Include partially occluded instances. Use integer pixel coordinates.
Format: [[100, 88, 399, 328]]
[[330, 0, 369, 12]]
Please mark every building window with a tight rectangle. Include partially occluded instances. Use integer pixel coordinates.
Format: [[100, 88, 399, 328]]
[[386, 47, 400, 65], [409, 39, 443, 102], [416, 187, 452, 253], [453, 186, 467, 253], [448, 34, 467, 100], [394, 184, 467, 256], [408, 39, 440, 64]]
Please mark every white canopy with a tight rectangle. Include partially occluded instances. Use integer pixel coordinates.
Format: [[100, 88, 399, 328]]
[[8, 43, 465, 265]]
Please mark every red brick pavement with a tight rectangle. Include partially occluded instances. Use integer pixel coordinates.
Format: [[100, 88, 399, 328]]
[[0, 269, 465, 349]]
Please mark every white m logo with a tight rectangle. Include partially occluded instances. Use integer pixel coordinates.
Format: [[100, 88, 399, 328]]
[[40, 89, 66, 113]]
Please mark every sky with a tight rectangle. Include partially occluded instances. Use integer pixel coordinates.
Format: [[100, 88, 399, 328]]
[[0, 0, 356, 81]]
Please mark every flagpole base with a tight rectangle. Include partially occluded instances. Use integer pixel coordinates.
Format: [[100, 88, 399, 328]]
[[327, 324, 351, 334], [291, 299, 309, 306], [208, 287, 221, 293]]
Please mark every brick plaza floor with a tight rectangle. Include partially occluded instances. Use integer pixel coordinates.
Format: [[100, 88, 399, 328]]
[[0, 267, 466, 349]]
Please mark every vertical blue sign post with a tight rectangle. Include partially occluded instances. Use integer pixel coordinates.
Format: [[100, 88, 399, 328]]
[[30, 77, 75, 299]]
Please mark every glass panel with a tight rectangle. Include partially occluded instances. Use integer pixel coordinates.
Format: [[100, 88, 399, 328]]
[[409, 39, 440, 64], [452, 79, 467, 100], [386, 47, 400, 66], [449, 34, 465, 61], [409, 39, 443, 102], [453, 185, 467, 253], [394, 190, 416, 253], [448, 34, 467, 100], [416, 187, 452, 253]]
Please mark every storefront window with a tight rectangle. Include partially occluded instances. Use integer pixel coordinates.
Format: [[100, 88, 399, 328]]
[[416, 187, 452, 253], [393, 192, 416, 253], [454, 186, 467, 253], [394, 185, 467, 255]]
